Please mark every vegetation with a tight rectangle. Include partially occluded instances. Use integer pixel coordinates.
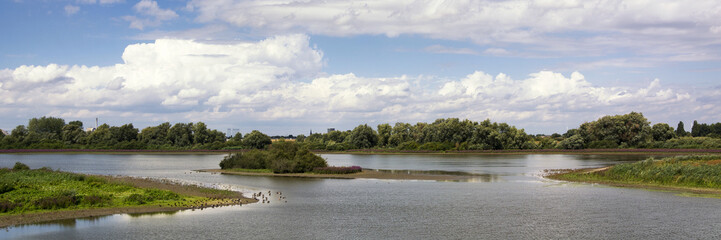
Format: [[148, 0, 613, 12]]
[[0, 164, 226, 215], [2, 112, 721, 152], [313, 166, 362, 174], [550, 155, 721, 190], [219, 141, 327, 173]]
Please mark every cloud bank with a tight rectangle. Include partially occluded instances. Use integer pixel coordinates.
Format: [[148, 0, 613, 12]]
[[0, 34, 714, 133], [186, 0, 721, 61]]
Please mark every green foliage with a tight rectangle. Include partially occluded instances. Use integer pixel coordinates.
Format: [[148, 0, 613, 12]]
[[651, 123, 675, 141], [348, 124, 378, 149], [0, 167, 193, 214], [557, 135, 585, 149], [660, 137, 721, 149], [578, 112, 652, 147], [601, 155, 721, 189], [676, 121, 687, 137], [243, 130, 272, 149], [13, 162, 30, 171], [397, 141, 420, 150], [28, 116, 65, 140], [586, 139, 619, 149], [219, 141, 327, 173]]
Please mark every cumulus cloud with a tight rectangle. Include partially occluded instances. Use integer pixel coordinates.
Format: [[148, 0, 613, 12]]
[[0, 34, 711, 133], [186, 0, 721, 63], [123, 0, 178, 30]]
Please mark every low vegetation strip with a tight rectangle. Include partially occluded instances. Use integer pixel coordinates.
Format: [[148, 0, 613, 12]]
[[547, 155, 721, 193], [0, 163, 255, 227]]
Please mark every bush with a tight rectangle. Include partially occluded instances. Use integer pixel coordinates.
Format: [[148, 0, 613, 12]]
[[219, 141, 328, 173], [418, 142, 455, 151], [34, 191, 79, 209], [396, 141, 420, 150], [13, 162, 30, 171], [587, 140, 619, 149]]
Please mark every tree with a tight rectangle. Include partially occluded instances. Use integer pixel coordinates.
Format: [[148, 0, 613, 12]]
[[348, 124, 378, 149], [28, 116, 65, 140], [578, 112, 651, 147], [243, 130, 272, 149], [691, 120, 701, 137], [388, 122, 412, 147], [377, 123, 391, 147], [167, 123, 193, 147], [86, 124, 113, 146], [651, 123, 676, 141], [192, 122, 210, 145], [139, 122, 171, 146], [110, 124, 138, 142], [62, 121, 86, 144], [11, 125, 29, 139], [676, 121, 687, 137]]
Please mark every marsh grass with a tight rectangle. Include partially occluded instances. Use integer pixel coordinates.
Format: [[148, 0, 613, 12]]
[[0, 164, 211, 215], [551, 155, 721, 190]]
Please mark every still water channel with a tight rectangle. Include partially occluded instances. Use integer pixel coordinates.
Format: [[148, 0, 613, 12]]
[[1, 153, 721, 239]]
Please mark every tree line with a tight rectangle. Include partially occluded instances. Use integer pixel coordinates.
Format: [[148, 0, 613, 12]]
[[1, 112, 720, 151]]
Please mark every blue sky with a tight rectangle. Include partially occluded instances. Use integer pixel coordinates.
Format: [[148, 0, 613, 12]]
[[2, 0, 721, 135]]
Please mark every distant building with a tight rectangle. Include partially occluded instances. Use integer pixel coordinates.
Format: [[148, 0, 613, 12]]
[[327, 128, 336, 133], [85, 127, 96, 132], [0, 129, 8, 136]]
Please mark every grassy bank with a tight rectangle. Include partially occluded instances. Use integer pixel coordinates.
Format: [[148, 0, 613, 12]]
[[0, 164, 255, 227], [547, 155, 721, 194]]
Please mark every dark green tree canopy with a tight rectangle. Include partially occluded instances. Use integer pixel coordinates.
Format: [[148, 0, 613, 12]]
[[243, 130, 272, 149], [28, 116, 65, 140], [348, 124, 378, 149]]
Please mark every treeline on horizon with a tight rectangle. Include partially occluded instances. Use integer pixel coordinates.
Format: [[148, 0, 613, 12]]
[[1, 112, 721, 151]]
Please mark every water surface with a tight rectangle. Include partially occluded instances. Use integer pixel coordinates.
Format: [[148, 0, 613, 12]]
[[1, 153, 720, 239]]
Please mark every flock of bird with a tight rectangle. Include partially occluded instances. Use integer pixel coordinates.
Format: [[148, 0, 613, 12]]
[[253, 190, 287, 204]]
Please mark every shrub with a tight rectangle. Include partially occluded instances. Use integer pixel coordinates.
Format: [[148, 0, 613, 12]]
[[125, 193, 148, 204], [13, 162, 30, 171], [0, 199, 21, 213], [396, 141, 420, 150], [587, 140, 619, 149], [34, 191, 79, 209]]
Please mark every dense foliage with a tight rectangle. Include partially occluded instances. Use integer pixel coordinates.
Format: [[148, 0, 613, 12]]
[[1, 112, 720, 151], [219, 141, 327, 173], [0, 165, 194, 214], [0, 117, 270, 150]]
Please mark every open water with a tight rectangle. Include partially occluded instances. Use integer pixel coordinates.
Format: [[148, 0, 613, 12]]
[[1, 153, 721, 239]]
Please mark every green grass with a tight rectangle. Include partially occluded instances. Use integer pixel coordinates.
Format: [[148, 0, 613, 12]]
[[0, 165, 207, 215], [551, 155, 721, 190]]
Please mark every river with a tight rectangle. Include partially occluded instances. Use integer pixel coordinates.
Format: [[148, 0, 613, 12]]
[[1, 153, 721, 239]]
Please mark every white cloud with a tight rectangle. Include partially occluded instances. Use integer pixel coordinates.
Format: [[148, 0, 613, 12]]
[[64, 5, 80, 15], [123, 0, 178, 30], [424, 45, 477, 55], [77, 0, 124, 4], [186, 0, 721, 62], [0, 34, 712, 133]]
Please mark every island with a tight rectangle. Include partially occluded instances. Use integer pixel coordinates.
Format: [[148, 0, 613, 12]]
[[546, 155, 721, 196], [0, 162, 256, 228]]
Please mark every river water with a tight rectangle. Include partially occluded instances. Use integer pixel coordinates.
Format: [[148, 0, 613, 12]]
[[1, 153, 721, 239]]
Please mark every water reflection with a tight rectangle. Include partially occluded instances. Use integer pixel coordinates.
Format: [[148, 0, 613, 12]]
[[364, 168, 501, 182]]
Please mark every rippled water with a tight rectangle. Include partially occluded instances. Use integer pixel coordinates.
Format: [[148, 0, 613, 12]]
[[2, 153, 721, 239]]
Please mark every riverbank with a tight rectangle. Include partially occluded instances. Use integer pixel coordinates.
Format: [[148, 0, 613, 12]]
[[0, 169, 256, 227], [545, 155, 721, 196], [199, 168, 481, 181]]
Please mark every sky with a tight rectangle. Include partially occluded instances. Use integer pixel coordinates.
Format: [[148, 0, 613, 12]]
[[1, 0, 721, 136]]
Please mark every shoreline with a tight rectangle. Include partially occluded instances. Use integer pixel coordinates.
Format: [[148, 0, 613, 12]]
[[545, 168, 721, 196], [199, 169, 481, 181], [0, 175, 257, 228]]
